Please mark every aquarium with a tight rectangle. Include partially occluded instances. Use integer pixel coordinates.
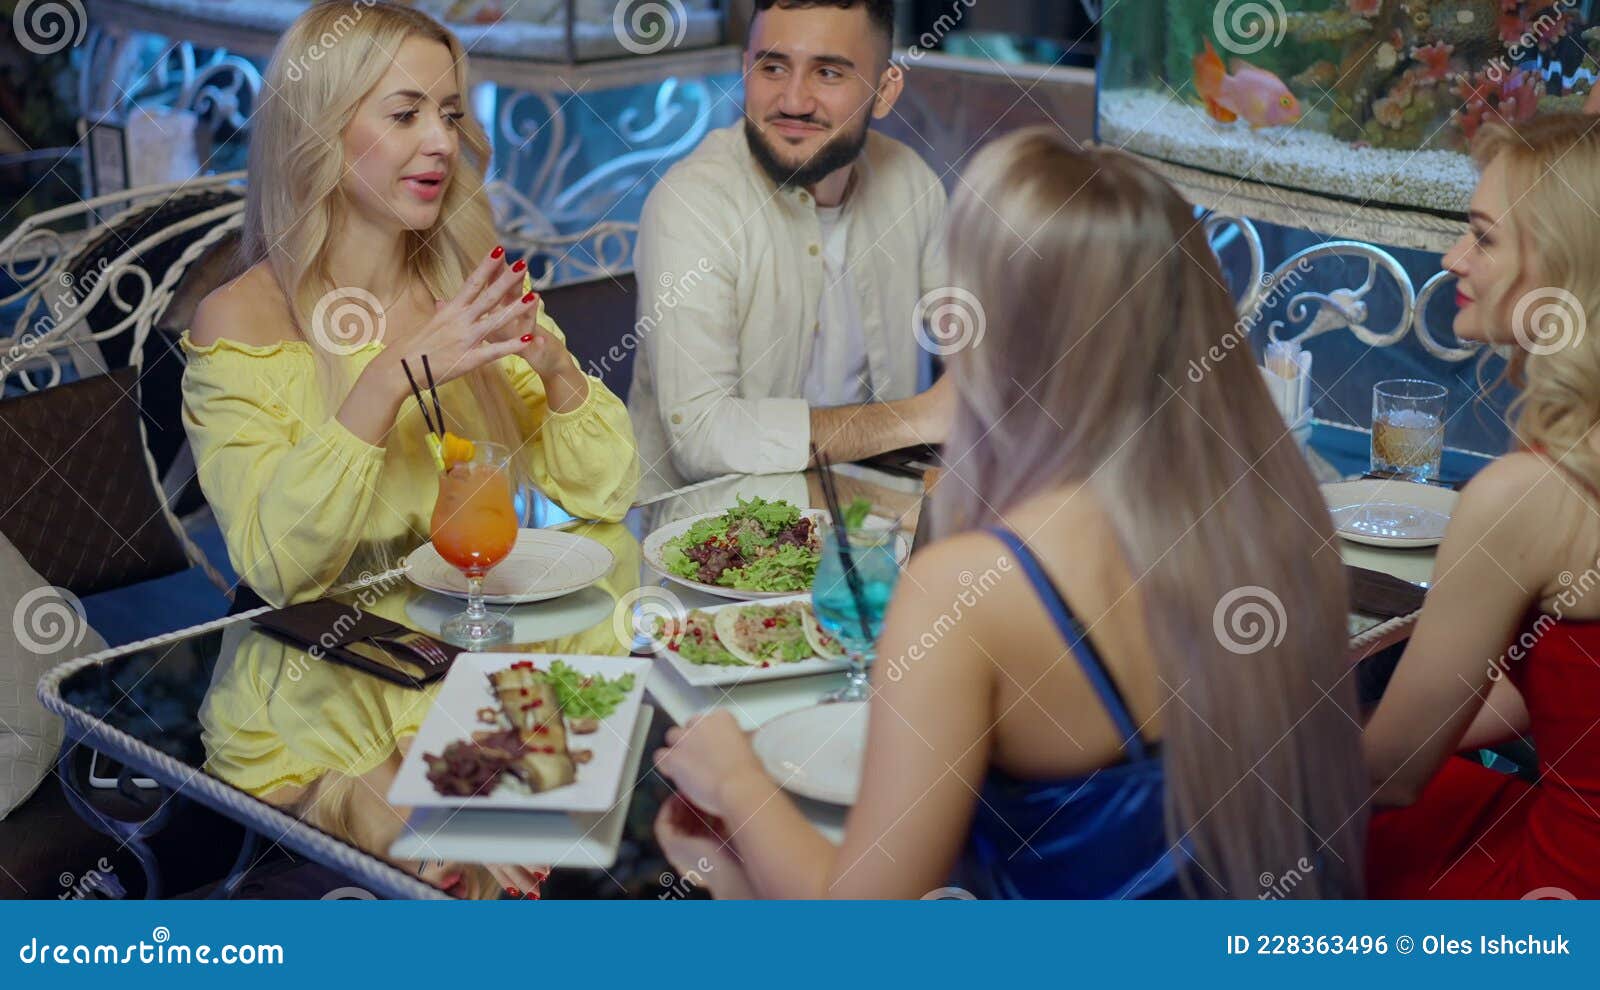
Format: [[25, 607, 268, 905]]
[[1097, 0, 1600, 215]]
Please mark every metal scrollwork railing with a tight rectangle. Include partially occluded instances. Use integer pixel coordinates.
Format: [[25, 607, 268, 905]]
[[1412, 269, 1483, 363], [1208, 214, 1479, 363]]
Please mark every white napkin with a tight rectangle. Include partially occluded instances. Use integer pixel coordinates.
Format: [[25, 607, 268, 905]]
[[1260, 340, 1312, 428]]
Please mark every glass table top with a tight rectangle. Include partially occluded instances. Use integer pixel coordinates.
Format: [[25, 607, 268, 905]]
[[47, 451, 1430, 898]]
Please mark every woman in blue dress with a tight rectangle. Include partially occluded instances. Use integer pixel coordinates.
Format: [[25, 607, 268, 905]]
[[652, 127, 1367, 899]]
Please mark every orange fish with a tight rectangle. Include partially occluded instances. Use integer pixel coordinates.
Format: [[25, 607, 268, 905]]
[[1193, 38, 1302, 129]]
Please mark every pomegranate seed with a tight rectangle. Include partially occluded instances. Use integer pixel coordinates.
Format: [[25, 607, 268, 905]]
[[763, 618, 777, 628]]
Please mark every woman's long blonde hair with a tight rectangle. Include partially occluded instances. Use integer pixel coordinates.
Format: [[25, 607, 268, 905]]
[[933, 129, 1366, 897], [241, 1, 524, 478], [1471, 113, 1600, 487]]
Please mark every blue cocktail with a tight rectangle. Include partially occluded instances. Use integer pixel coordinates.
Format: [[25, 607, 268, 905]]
[[811, 522, 901, 703]]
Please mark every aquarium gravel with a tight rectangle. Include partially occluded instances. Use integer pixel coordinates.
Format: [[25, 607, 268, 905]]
[[1099, 89, 1477, 216]]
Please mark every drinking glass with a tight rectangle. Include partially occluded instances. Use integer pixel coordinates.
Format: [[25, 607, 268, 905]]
[[431, 441, 518, 647], [1371, 379, 1446, 482], [811, 522, 901, 703]]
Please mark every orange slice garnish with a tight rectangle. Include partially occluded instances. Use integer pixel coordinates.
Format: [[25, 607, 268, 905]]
[[441, 432, 476, 468]]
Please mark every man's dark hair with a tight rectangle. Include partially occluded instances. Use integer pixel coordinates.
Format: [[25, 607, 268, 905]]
[[749, 0, 897, 47]]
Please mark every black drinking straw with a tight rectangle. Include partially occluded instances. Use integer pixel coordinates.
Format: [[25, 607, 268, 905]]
[[400, 358, 438, 435], [421, 355, 446, 437], [812, 445, 875, 644]]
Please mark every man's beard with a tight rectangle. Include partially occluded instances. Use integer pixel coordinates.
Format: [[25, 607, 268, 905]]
[[744, 114, 871, 190]]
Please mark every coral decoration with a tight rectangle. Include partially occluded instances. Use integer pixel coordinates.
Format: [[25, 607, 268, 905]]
[[1285, 1, 1582, 150], [1455, 67, 1543, 141], [1412, 40, 1454, 79]]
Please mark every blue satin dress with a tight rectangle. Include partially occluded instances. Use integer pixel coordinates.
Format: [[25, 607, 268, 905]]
[[959, 527, 1184, 899]]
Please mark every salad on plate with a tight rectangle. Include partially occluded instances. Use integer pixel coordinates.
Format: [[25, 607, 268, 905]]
[[660, 496, 870, 593]]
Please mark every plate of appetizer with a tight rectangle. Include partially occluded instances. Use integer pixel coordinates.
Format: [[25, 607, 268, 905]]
[[388, 653, 650, 812], [405, 528, 615, 605], [642, 497, 908, 601], [650, 594, 853, 687]]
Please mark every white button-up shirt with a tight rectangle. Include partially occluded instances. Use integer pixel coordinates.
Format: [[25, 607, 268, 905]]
[[628, 124, 948, 490]]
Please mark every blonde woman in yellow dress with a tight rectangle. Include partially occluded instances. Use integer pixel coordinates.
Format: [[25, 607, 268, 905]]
[[183, 2, 639, 608]]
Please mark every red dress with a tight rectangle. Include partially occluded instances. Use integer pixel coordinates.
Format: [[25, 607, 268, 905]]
[[1367, 614, 1600, 898]]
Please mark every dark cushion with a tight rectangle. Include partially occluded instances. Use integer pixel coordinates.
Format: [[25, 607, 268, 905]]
[[0, 366, 191, 595], [538, 273, 639, 402]]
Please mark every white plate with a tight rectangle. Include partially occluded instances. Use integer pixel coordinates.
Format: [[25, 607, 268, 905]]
[[405, 528, 614, 604], [649, 593, 851, 687], [1323, 479, 1458, 549], [642, 508, 909, 601], [388, 653, 650, 813], [390, 706, 655, 870], [752, 701, 868, 806]]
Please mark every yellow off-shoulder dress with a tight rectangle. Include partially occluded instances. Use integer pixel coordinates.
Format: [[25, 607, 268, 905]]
[[180, 306, 639, 607]]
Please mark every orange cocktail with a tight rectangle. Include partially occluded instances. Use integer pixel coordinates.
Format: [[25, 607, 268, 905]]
[[431, 460, 517, 576], [431, 440, 517, 646]]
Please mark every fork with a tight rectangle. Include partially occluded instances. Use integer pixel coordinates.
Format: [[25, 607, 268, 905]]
[[374, 633, 452, 668]]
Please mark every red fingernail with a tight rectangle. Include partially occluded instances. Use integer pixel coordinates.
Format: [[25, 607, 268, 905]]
[[511, 259, 526, 273], [520, 333, 534, 343], [530, 892, 541, 900], [491, 246, 504, 260], [521, 292, 536, 304], [506, 886, 520, 897]]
